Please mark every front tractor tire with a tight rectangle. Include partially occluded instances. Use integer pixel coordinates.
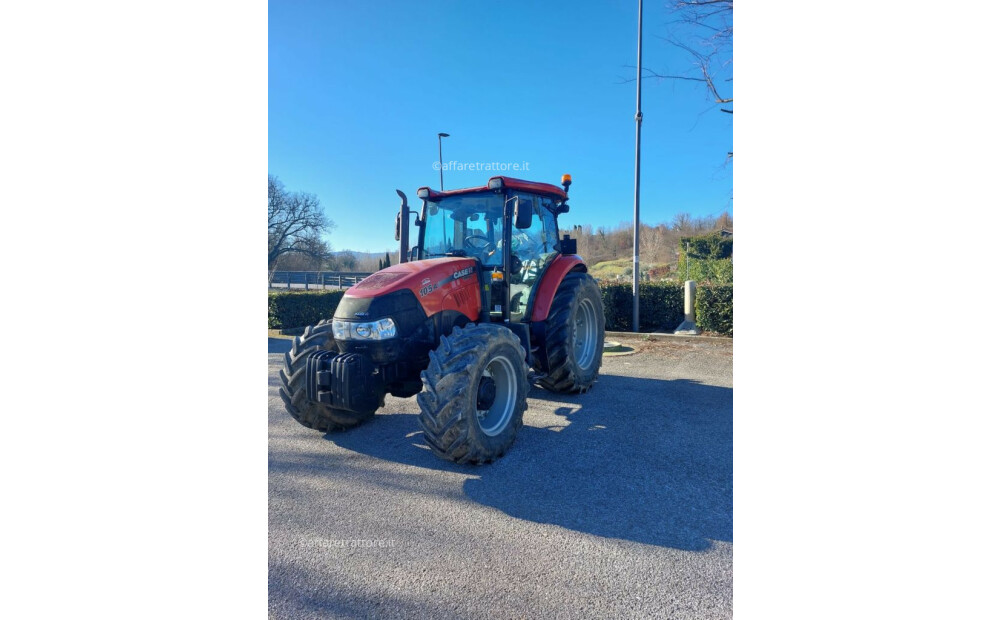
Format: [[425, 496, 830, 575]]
[[537, 272, 605, 393], [417, 324, 528, 465], [279, 320, 377, 432]]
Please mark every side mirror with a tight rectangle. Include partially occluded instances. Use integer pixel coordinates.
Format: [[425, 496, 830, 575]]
[[514, 196, 532, 230]]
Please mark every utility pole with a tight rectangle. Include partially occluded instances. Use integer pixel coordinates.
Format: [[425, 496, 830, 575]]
[[632, 0, 643, 332]]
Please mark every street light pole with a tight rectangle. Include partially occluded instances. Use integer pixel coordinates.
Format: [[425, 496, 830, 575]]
[[632, 0, 643, 332], [438, 132, 450, 191]]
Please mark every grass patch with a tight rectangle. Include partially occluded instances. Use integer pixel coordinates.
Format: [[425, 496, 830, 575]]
[[590, 258, 672, 281]]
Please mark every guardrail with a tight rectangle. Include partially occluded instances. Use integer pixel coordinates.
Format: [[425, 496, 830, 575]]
[[268, 271, 373, 290]]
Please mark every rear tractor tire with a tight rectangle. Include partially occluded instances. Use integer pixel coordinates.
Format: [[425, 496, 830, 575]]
[[279, 320, 377, 432], [537, 272, 605, 393], [417, 324, 528, 464]]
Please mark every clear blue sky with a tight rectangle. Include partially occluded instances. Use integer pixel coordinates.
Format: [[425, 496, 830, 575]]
[[269, 0, 732, 254]]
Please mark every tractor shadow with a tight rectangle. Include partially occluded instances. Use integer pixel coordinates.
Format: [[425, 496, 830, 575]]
[[324, 374, 732, 551]]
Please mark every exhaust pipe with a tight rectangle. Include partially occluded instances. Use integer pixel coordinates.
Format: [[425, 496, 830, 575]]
[[395, 189, 409, 264]]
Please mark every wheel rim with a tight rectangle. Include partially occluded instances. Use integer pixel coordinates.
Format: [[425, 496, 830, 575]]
[[573, 298, 598, 370], [476, 355, 516, 436]]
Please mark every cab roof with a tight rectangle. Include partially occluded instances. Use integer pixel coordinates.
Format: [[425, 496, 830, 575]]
[[417, 176, 568, 202]]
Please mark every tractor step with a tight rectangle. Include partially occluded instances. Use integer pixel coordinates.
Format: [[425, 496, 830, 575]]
[[527, 370, 548, 385]]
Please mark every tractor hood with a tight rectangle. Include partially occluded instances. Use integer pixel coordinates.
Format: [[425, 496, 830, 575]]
[[347, 257, 476, 298], [340, 257, 481, 321]]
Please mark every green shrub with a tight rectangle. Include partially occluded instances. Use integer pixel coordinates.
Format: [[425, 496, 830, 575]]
[[695, 285, 733, 336], [599, 281, 685, 332], [677, 231, 733, 285], [676, 255, 733, 285], [268, 290, 346, 329], [680, 231, 733, 259]]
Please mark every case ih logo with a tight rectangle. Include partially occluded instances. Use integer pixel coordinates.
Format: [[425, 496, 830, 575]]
[[419, 266, 475, 298]]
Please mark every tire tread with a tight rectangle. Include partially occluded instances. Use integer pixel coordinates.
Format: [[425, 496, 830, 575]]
[[417, 324, 528, 464], [536, 272, 605, 393]]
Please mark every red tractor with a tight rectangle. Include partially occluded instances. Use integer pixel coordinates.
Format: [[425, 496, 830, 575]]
[[279, 174, 604, 464]]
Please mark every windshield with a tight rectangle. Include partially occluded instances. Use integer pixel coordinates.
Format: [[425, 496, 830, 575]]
[[421, 191, 505, 264]]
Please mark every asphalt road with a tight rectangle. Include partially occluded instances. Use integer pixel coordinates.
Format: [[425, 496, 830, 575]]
[[268, 335, 733, 619]]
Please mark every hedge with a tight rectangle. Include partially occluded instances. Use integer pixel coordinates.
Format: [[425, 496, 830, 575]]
[[695, 285, 733, 336], [599, 281, 685, 332], [676, 256, 733, 285], [680, 231, 733, 259], [269, 281, 733, 336], [268, 290, 345, 329], [677, 231, 733, 285]]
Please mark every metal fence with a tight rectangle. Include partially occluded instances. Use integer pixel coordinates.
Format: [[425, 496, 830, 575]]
[[268, 271, 373, 290]]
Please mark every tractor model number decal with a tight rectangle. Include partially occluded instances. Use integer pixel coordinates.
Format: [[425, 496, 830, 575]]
[[419, 266, 476, 297]]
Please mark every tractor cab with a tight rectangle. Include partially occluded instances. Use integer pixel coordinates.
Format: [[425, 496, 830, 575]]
[[407, 176, 571, 323]]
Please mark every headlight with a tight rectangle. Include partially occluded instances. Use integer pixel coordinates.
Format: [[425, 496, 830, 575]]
[[331, 318, 397, 341]]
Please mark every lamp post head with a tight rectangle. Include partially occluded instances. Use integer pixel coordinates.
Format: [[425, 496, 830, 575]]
[[438, 132, 450, 138]]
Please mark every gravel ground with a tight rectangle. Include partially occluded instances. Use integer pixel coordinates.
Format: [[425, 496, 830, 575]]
[[269, 334, 733, 619]]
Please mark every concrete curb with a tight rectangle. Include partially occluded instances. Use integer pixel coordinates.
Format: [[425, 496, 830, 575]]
[[605, 330, 732, 342], [267, 327, 305, 339]]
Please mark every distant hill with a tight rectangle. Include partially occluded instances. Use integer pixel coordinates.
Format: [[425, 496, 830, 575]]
[[332, 249, 398, 272], [338, 249, 396, 260]]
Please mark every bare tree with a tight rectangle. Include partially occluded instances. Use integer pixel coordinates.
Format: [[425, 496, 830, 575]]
[[656, 0, 732, 113], [268, 175, 334, 272], [329, 251, 358, 271], [621, 1, 732, 117]]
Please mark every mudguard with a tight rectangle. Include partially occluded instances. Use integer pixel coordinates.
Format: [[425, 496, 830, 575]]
[[529, 255, 587, 322]]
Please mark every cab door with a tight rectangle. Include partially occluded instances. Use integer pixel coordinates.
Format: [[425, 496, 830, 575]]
[[508, 192, 560, 322]]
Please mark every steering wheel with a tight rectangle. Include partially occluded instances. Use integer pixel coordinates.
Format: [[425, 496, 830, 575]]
[[464, 233, 496, 258]]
